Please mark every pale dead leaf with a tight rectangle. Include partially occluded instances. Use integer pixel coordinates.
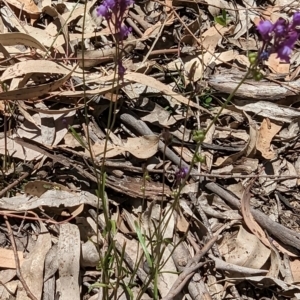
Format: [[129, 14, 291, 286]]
[[19, 222, 51, 300], [57, 224, 80, 300], [202, 23, 231, 49], [218, 225, 270, 269], [138, 99, 185, 127], [24, 180, 72, 197], [256, 118, 282, 159], [228, 37, 258, 50], [241, 180, 273, 249], [0, 64, 76, 100], [17, 101, 40, 128], [236, 276, 300, 295], [210, 50, 239, 65], [203, 119, 215, 171], [218, 0, 257, 38], [234, 100, 300, 123], [241, 179, 296, 256], [259, 160, 283, 195], [0, 135, 42, 161], [278, 120, 299, 139], [295, 157, 300, 185], [161, 204, 175, 239], [215, 112, 256, 166], [281, 161, 297, 188], [1, 60, 71, 82], [0, 280, 18, 299], [0, 190, 100, 210], [232, 157, 259, 174], [157, 246, 177, 297], [81, 240, 100, 267], [0, 248, 23, 268], [4, 110, 75, 160], [63, 132, 82, 148], [93, 135, 159, 159], [0, 32, 47, 52], [266, 53, 290, 73], [176, 211, 190, 233], [204, 0, 221, 16], [235, 54, 251, 68], [5, 0, 40, 16], [40, 113, 55, 146], [42, 6, 69, 47], [172, 146, 193, 163], [124, 72, 209, 112], [290, 258, 300, 283]]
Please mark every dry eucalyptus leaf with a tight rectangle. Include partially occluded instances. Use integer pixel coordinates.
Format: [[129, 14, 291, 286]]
[[259, 160, 283, 195], [139, 100, 185, 127], [218, 225, 270, 269], [0, 32, 47, 52], [0, 249, 24, 269], [266, 53, 290, 74], [0, 190, 100, 211], [215, 112, 255, 167], [0, 135, 42, 161], [256, 118, 282, 159], [57, 224, 80, 300], [1, 60, 71, 82], [241, 180, 296, 256], [4, 0, 40, 16], [202, 24, 231, 50], [218, 0, 257, 38], [157, 246, 177, 297], [281, 161, 297, 188], [81, 240, 100, 267], [24, 180, 71, 197], [237, 276, 300, 295], [123, 72, 208, 111], [19, 222, 51, 300], [16, 110, 75, 150], [234, 101, 300, 122], [93, 135, 159, 159], [0, 280, 18, 298], [0, 65, 75, 100]]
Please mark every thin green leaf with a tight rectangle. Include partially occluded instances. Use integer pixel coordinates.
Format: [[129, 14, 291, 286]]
[[222, 9, 227, 21], [134, 221, 152, 268], [69, 125, 87, 149], [214, 16, 226, 27]]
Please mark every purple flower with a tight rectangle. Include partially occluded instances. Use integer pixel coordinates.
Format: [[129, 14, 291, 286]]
[[277, 45, 293, 61], [175, 167, 189, 181], [120, 0, 134, 14], [120, 25, 131, 39], [105, 0, 116, 9], [277, 31, 299, 61], [118, 62, 126, 77], [97, 4, 109, 17], [273, 18, 287, 38], [97, 0, 133, 18], [292, 12, 300, 27], [257, 20, 273, 41], [256, 13, 300, 63], [259, 50, 270, 61]]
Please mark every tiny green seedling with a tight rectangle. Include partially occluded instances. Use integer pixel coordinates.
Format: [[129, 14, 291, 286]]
[[214, 9, 228, 27]]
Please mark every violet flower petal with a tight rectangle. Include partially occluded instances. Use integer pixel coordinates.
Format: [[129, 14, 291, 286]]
[[257, 20, 273, 40]]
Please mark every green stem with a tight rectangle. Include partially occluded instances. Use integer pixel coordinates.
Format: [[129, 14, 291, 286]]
[[175, 66, 253, 197], [205, 67, 252, 134]]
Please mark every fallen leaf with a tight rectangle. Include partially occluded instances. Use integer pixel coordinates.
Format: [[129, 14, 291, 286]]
[[256, 118, 282, 159], [93, 135, 159, 159]]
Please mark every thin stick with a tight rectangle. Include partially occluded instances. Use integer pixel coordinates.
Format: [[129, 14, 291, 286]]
[[0, 171, 31, 198], [4, 216, 38, 300]]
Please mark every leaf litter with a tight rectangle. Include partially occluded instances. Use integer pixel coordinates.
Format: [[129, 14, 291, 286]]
[[0, 0, 300, 299]]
